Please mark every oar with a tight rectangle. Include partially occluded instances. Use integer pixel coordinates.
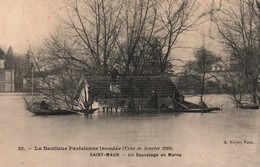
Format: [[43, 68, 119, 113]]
[[173, 99, 189, 109], [23, 97, 30, 109]]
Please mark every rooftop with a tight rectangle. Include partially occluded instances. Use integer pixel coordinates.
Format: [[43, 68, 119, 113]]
[[77, 76, 183, 99]]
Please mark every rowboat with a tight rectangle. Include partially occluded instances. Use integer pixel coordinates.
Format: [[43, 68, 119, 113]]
[[122, 106, 220, 113], [177, 107, 220, 113], [28, 108, 79, 115], [24, 98, 79, 115]]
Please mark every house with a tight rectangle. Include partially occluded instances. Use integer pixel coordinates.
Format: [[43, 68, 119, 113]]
[[0, 55, 14, 92], [23, 71, 47, 89], [23, 67, 68, 90], [74, 75, 184, 111]]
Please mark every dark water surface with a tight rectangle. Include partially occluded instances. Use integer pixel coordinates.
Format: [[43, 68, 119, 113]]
[[0, 94, 259, 167]]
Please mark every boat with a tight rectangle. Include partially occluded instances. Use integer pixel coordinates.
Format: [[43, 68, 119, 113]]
[[122, 106, 220, 113], [166, 100, 220, 113], [121, 98, 221, 113], [23, 67, 80, 115], [238, 103, 259, 109], [24, 98, 79, 115], [177, 107, 220, 113], [176, 101, 220, 113], [123, 98, 221, 113], [28, 108, 79, 115]]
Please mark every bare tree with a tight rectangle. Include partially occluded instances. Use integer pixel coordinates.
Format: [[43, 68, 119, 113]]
[[25, 36, 85, 110], [212, 59, 246, 105], [63, 0, 207, 76], [194, 47, 220, 102], [64, 0, 123, 75], [112, 0, 207, 76], [214, 0, 260, 104], [28, 0, 217, 111]]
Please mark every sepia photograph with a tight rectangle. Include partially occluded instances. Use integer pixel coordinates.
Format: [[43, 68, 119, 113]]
[[0, 0, 259, 166]]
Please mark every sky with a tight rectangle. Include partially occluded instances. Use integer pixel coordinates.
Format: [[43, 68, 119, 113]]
[[0, 0, 64, 54], [0, 0, 224, 61]]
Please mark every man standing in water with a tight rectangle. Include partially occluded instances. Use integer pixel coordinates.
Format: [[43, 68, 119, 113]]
[[150, 89, 158, 109]]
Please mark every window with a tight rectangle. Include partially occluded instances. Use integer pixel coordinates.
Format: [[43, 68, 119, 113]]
[[0, 60, 4, 69], [5, 71, 12, 81]]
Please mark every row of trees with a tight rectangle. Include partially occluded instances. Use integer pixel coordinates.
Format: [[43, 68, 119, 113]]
[[178, 0, 259, 105], [213, 0, 259, 104], [27, 0, 259, 108], [34, 0, 206, 75]]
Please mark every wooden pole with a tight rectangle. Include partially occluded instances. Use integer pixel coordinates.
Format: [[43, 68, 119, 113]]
[[31, 65, 34, 112]]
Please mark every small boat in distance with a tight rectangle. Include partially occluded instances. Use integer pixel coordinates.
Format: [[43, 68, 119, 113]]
[[127, 107, 220, 113], [177, 107, 220, 113], [171, 100, 220, 113], [121, 100, 220, 113], [238, 103, 259, 109]]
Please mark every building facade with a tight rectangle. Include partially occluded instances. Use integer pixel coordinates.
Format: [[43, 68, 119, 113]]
[[0, 56, 14, 92]]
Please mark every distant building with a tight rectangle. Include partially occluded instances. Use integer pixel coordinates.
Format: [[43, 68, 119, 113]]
[[0, 55, 14, 92], [23, 71, 48, 90], [23, 67, 65, 90], [74, 76, 183, 111]]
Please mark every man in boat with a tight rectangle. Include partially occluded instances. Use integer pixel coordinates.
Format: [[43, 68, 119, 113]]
[[88, 87, 94, 109], [199, 101, 207, 108], [171, 90, 187, 109], [40, 97, 49, 109], [172, 90, 180, 102], [149, 89, 158, 109]]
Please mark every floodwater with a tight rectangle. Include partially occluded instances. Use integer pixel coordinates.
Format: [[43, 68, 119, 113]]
[[0, 94, 259, 167]]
